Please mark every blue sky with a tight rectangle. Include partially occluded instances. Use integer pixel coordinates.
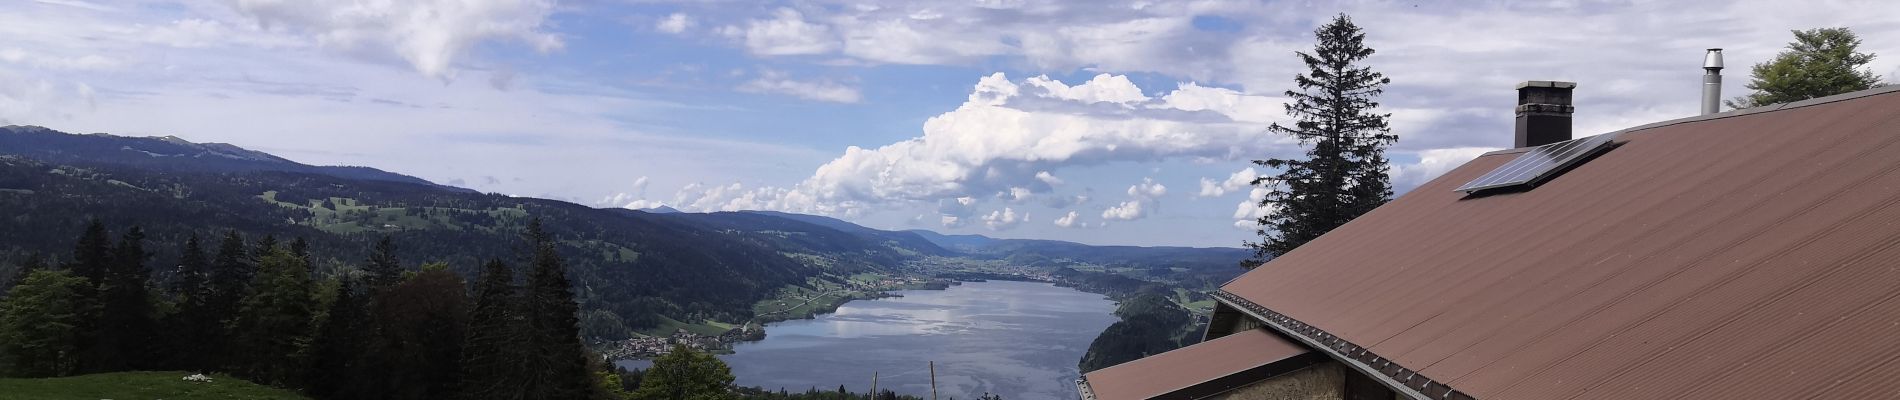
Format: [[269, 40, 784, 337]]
[[3, 0, 1897, 247]]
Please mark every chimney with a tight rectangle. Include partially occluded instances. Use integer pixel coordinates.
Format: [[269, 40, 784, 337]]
[[1702, 48, 1724, 115], [1515, 80, 1576, 148]]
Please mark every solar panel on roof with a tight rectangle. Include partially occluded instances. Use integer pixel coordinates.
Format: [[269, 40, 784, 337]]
[[1455, 132, 1619, 193]]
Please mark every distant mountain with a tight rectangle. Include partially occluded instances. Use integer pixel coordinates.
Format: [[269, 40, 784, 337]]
[[0, 125, 469, 192], [742, 211, 952, 257], [905, 229, 999, 252], [645, 205, 682, 213]]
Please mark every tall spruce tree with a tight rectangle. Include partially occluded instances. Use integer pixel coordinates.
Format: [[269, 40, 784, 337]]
[[366, 236, 402, 292], [520, 219, 595, 399], [1246, 14, 1395, 267], [1729, 27, 1885, 109], [230, 248, 314, 386], [205, 231, 252, 369], [307, 276, 369, 399], [460, 258, 529, 400], [83, 227, 159, 372], [167, 235, 220, 372], [69, 220, 111, 291], [372, 264, 469, 400]]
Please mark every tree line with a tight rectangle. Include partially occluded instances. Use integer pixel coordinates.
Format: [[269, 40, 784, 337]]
[[0, 218, 607, 399]]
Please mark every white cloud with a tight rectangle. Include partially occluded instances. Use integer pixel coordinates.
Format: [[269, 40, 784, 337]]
[[723, 8, 838, 56], [981, 207, 1027, 231], [1197, 167, 1257, 197], [656, 13, 694, 34], [1391, 147, 1500, 191], [736, 70, 861, 103], [639, 72, 1289, 222], [1232, 187, 1272, 230], [0, 48, 120, 71], [1102, 200, 1145, 221], [1053, 210, 1098, 229], [228, 0, 563, 79], [1128, 177, 1166, 197], [794, 72, 1286, 208], [598, 175, 654, 208], [1035, 171, 1063, 186], [1103, 177, 1166, 221]]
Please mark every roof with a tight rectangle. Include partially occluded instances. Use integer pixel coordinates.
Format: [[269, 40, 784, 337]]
[[1220, 85, 1900, 400], [1081, 329, 1321, 400]]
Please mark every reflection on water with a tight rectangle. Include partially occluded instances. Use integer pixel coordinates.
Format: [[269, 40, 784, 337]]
[[621, 280, 1118, 400]]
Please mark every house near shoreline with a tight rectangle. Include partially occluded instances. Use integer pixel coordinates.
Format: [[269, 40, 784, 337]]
[[1079, 51, 1900, 399]]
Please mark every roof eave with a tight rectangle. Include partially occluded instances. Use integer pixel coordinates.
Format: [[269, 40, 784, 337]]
[[1211, 291, 1477, 400]]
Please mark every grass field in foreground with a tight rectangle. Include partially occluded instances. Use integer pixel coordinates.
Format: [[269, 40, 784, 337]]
[[0, 371, 308, 400]]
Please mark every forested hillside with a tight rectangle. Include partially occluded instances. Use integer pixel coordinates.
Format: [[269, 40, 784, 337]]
[[0, 127, 945, 337]]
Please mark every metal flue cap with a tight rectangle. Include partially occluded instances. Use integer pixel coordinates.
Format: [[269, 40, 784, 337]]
[[1704, 48, 1724, 69]]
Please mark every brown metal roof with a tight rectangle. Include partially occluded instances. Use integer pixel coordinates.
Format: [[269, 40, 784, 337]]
[[1221, 86, 1900, 400], [1082, 328, 1319, 400]]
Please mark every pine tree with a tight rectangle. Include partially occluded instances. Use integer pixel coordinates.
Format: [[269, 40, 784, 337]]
[[230, 248, 315, 386], [307, 276, 369, 398], [460, 259, 528, 400], [520, 219, 596, 399], [1246, 13, 1396, 267], [0, 270, 90, 377], [366, 236, 402, 292], [1729, 27, 1885, 109]]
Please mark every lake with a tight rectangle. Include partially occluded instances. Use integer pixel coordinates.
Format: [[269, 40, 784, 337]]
[[619, 280, 1119, 400]]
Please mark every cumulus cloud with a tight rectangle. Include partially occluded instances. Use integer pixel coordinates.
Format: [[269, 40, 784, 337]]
[[229, 0, 563, 79], [1391, 147, 1500, 191], [981, 207, 1027, 231], [797, 73, 1284, 207], [1232, 187, 1272, 230], [1053, 210, 1095, 228], [598, 176, 653, 208], [655, 13, 694, 34], [1197, 167, 1257, 198], [722, 8, 837, 56], [1102, 200, 1146, 221], [1034, 171, 1063, 186], [650, 73, 1287, 221], [736, 70, 861, 103], [1103, 177, 1166, 221]]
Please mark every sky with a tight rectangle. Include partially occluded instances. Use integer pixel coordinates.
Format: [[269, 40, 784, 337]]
[[3, 0, 1898, 247]]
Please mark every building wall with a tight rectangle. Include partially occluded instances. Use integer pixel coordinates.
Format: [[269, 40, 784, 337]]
[[1209, 362, 1344, 400]]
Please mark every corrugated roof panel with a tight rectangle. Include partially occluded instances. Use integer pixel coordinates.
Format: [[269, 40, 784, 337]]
[[1220, 88, 1900, 400]]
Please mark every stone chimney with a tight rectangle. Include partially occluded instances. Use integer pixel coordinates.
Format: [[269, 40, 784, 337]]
[[1515, 81, 1576, 148]]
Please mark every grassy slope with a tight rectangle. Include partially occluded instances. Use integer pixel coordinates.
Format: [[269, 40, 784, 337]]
[[0, 371, 308, 400]]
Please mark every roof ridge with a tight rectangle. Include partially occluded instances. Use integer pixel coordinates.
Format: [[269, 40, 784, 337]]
[[1484, 84, 1900, 157], [1619, 84, 1900, 134]]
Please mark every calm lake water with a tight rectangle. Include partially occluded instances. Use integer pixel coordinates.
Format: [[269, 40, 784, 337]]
[[619, 280, 1118, 400]]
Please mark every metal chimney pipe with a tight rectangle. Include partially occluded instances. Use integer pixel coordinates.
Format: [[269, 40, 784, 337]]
[[1702, 48, 1724, 115]]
